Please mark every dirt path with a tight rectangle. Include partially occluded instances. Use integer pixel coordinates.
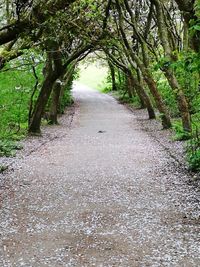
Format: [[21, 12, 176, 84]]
[[0, 84, 199, 267]]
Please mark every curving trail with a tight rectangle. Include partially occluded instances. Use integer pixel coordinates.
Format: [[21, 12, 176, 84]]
[[0, 84, 199, 267]]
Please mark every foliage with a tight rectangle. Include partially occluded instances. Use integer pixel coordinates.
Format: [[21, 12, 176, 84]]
[[170, 51, 200, 114], [59, 90, 74, 114], [0, 60, 43, 140], [190, 0, 200, 35], [103, 69, 141, 108], [186, 113, 200, 171], [0, 51, 44, 155], [172, 120, 191, 141], [187, 131, 200, 172], [0, 140, 23, 157], [59, 71, 76, 114], [187, 146, 200, 171], [153, 70, 179, 117], [0, 164, 8, 173]]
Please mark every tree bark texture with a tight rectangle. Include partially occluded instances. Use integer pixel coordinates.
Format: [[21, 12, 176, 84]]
[[48, 81, 62, 125], [108, 61, 117, 91], [28, 49, 63, 133], [153, 0, 191, 131]]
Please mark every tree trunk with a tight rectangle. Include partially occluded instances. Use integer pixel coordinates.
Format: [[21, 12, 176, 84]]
[[118, 69, 122, 86], [153, 0, 191, 132], [164, 69, 191, 132], [108, 61, 117, 91], [130, 72, 156, 119], [133, 54, 171, 128], [105, 50, 156, 121], [183, 20, 189, 51], [136, 68, 146, 108], [28, 49, 63, 134], [126, 73, 133, 98], [116, 7, 171, 128], [48, 80, 62, 124], [28, 74, 57, 133], [174, 0, 199, 52], [127, 73, 136, 97], [162, 69, 191, 131], [6, 0, 10, 24], [145, 73, 171, 128]]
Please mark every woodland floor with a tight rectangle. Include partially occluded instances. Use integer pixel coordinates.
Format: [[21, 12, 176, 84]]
[[0, 83, 200, 267]]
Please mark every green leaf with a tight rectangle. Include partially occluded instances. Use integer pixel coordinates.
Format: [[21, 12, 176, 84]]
[[192, 24, 200, 31]]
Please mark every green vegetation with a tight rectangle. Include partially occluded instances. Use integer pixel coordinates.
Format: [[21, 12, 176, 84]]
[[0, 58, 43, 140], [0, 53, 74, 156], [103, 71, 141, 108], [0, 55, 41, 156], [0, 140, 23, 157], [187, 137, 200, 171], [187, 114, 200, 171]]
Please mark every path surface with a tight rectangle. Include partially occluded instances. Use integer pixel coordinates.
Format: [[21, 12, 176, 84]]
[[0, 84, 200, 267]]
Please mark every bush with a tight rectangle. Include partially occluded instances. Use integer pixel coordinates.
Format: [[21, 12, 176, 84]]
[[0, 51, 43, 156], [0, 53, 43, 141], [172, 120, 191, 141], [0, 140, 23, 157], [186, 116, 200, 172], [59, 89, 74, 114], [187, 139, 200, 172]]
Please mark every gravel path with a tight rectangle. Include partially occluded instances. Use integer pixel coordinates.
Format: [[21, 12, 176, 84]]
[[0, 83, 199, 267]]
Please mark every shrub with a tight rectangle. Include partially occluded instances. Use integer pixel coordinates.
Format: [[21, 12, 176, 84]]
[[0, 140, 23, 157], [172, 120, 191, 141], [187, 139, 200, 172], [186, 117, 200, 172]]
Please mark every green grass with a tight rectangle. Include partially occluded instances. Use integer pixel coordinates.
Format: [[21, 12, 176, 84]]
[[0, 59, 44, 157], [77, 62, 108, 90], [0, 62, 43, 138]]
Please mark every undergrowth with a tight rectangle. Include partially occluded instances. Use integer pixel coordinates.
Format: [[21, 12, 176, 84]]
[[0, 52, 43, 156], [0, 140, 23, 157], [186, 115, 200, 172], [0, 52, 75, 157]]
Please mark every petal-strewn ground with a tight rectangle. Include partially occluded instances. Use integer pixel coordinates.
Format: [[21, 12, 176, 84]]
[[0, 84, 199, 267]]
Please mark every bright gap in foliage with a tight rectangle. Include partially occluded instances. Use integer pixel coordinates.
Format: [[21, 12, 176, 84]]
[[77, 61, 108, 91]]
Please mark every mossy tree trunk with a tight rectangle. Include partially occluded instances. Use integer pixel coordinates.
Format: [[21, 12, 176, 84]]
[[48, 80, 62, 125], [115, 0, 171, 128], [28, 48, 63, 134], [153, 0, 191, 132], [108, 61, 117, 91], [130, 71, 156, 119]]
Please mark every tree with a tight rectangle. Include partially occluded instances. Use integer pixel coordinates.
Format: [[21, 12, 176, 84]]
[[152, 0, 192, 132], [113, 0, 172, 128]]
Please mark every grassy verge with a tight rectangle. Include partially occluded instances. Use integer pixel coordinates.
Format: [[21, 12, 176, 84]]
[[0, 60, 43, 156]]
